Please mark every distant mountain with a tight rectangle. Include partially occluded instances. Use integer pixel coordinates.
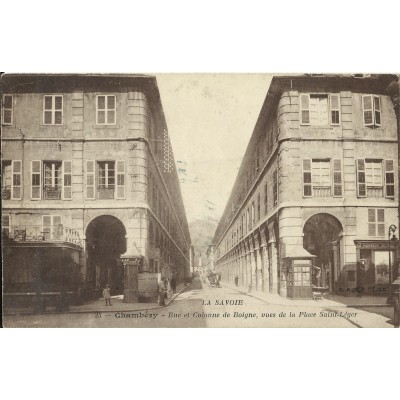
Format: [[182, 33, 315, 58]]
[[189, 218, 218, 268]]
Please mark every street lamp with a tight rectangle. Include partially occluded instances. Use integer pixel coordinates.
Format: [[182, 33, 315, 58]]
[[388, 224, 397, 283]]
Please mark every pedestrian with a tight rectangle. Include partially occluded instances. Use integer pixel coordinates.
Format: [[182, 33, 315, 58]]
[[158, 278, 166, 306], [171, 276, 177, 293], [235, 275, 239, 287], [102, 284, 112, 306]]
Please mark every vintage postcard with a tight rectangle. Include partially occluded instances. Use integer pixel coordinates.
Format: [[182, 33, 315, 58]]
[[2, 73, 399, 328]]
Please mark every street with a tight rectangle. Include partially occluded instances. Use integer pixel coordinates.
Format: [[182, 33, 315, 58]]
[[3, 279, 393, 328]]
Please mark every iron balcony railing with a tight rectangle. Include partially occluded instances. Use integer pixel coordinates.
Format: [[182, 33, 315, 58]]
[[97, 185, 115, 199], [43, 186, 62, 200], [5, 225, 82, 247]]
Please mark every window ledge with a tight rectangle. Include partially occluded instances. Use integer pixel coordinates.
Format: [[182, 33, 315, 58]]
[[92, 124, 120, 129]]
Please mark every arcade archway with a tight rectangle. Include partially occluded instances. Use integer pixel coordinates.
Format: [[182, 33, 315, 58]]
[[86, 215, 126, 295], [303, 213, 343, 293]]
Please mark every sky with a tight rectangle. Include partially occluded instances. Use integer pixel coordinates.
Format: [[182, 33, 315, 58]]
[[156, 74, 273, 224]]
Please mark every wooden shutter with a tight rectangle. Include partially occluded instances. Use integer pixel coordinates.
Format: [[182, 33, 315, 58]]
[[42, 215, 52, 239], [300, 94, 310, 125], [86, 160, 95, 199], [31, 160, 42, 199], [62, 160, 72, 200], [377, 209, 385, 237], [303, 159, 312, 197], [53, 215, 63, 239], [357, 159, 366, 197], [362, 95, 373, 126], [384, 160, 395, 198], [273, 169, 278, 205], [368, 209, 376, 236], [330, 94, 340, 125], [3, 95, 13, 124], [374, 96, 381, 126], [116, 160, 125, 199], [11, 160, 22, 199], [332, 159, 343, 197]]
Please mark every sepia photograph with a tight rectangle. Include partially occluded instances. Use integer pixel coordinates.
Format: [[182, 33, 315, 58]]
[[2, 72, 399, 328]]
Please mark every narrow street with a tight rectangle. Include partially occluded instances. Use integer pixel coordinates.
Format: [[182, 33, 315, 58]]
[[3, 278, 392, 328]]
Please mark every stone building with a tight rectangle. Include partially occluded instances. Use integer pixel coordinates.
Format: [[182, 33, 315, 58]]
[[212, 74, 398, 299], [1, 74, 191, 302]]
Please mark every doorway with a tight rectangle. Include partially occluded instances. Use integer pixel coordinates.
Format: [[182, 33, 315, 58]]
[[86, 215, 126, 295], [303, 213, 343, 293]]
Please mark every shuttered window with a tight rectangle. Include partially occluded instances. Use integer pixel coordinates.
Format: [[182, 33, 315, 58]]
[[357, 159, 366, 197], [362, 95, 381, 127], [43, 95, 63, 125], [11, 160, 22, 200], [2, 95, 13, 125], [273, 170, 278, 205], [368, 209, 385, 237], [303, 159, 312, 197], [97, 95, 116, 125], [116, 160, 125, 199], [86, 160, 95, 199], [310, 95, 329, 126], [2, 214, 10, 235], [42, 215, 63, 240], [330, 94, 340, 125], [385, 160, 395, 198], [365, 160, 382, 186], [31, 160, 42, 199], [300, 94, 310, 125], [62, 161, 72, 200], [332, 159, 343, 197]]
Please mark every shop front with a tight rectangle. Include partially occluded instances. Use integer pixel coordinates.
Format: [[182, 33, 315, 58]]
[[355, 240, 399, 296]]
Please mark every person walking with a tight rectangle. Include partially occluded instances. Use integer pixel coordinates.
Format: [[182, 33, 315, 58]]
[[158, 279, 166, 306], [102, 284, 112, 306]]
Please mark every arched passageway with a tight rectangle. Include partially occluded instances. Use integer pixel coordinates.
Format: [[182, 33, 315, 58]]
[[86, 215, 126, 295], [303, 213, 343, 293]]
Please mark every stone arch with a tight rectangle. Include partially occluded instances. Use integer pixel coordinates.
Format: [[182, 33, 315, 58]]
[[85, 215, 127, 295]]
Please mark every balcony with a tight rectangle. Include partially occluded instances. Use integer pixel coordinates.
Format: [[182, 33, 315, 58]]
[[43, 186, 62, 200], [4, 225, 82, 247], [98, 185, 115, 199], [2, 185, 11, 200], [312, 186, 331, 197], [366, 186, 383, 198]]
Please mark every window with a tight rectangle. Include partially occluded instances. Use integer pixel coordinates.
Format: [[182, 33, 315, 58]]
[[368, 209, 385, 237], [43, 161, 62, 199], [42, 215, 63, 240], [303, 159, 342, 198], [251, 202, 255, 228], [357, 159, 392, 198], [2, 214, 10, 236], [2, 95, 13, 125], [362, 95, 381, 127], [43, 95, 63, 125], [264, 182, 268, 214], [257, 193, 261, 221], [273, 169, 278, 205], [2, 161, 12, 199], [98, 161, 115, 198], [385, 160, 395, 198], [300, 94, 341, 126], [31, 160, 71, 200], [86, 160, 125, 199], [97, 95, 116, 125]]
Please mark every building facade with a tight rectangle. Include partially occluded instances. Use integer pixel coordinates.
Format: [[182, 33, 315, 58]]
[[1, 74, 191, 302], [212, 74, 399, 298]]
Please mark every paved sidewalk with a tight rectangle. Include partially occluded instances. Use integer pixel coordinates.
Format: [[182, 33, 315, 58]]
[[223, 281, 394, 327], [4, 283, 189, 316], [222, 281, 343, 307]]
